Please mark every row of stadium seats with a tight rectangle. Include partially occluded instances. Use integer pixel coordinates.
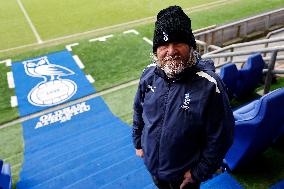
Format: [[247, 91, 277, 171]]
[[218, 53, 284, 171], [219, 53, 265, 99], [205, 95, 283, 188], [0, 159, 12, 189], [202, 171, 283, 189], [224, 87, 284, 171]]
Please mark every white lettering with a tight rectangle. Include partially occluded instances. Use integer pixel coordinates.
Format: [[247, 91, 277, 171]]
[[34, 102, 91, 129]]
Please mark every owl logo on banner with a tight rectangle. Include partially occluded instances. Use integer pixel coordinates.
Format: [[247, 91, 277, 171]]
[[23, 56, 77, 107]]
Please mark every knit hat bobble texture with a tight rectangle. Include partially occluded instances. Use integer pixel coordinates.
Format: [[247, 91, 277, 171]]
[[153, 6, 196, 52]]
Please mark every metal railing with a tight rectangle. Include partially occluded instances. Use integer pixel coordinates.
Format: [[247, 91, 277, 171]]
[[206, 37, 284, 54], [195, 8, 284, 47], [263, 50, 279, 94], [266, 27, 284, 39], [203, 46, 284, 95]]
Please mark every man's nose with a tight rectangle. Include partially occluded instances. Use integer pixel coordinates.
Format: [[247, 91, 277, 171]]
[[167, 43, 177, 56]]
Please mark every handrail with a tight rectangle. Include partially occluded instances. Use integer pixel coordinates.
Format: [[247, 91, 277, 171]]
[[202, 45, 284, 59], [215, 55, 284, 68], [205, 37, 284, 55], [207, 45, 222, 52], [263, 69, 284, 74], [264, 50, 278, 94], [196, 7, 284, 36], [266, 27, 284, 38], [196, 39, 208, 53], [193, 25, 217, 34]]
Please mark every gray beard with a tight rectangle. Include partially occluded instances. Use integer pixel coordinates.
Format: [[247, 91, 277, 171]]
[[153, 50, 196, 78], [160, 57, 188, 78]]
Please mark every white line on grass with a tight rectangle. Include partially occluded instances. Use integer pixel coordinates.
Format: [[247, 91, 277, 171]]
[[0, 59, 12, 66], [7, 72, 15, 89], [6, 59, 11, 66], [16, 0, 42, 44], [123, 29, 139, 35], [0, 79, 140, 129], [73, 55, 85, 69], [0, 0, 239, 53], [143, 37, 153, 46], [89, 35, 114, 42], [10, 96, 18, 108], [66, 43, 79, 51], [86, 75, 95, 83]]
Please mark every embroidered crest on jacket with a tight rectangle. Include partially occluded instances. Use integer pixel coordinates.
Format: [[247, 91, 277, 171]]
[[181, 93, 191, 110], [147, 85, 156, 92]]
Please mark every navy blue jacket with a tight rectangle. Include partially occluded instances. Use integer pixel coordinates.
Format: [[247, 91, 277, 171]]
[[132, 59, 234, 182]]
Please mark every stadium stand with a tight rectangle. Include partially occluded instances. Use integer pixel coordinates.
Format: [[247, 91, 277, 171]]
[[1, 7, 282, 188], [201, 172, 243, 189], [224, 87, 284, 171], [269, 180, 284, 189], [219, 53, 265, 98], [0, 159, 12, 189], [219, 63, 239, 98]]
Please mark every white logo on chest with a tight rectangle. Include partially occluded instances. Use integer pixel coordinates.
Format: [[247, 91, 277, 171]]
[[147, 85, 156, 92], [181, 93, 191, 110]]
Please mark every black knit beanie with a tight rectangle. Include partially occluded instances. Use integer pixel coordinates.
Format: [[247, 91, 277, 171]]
[[153, 5, 196, 52]]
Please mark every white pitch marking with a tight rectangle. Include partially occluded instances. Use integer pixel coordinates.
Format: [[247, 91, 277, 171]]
[[143, 37, 153, 46], [0, 59, 12, 67], [11, 96, 18, 107], [7, 72, 15, 89], [123, 29, 139, 35], [66, 43, 79, 51], [1, 0, 234, 54], [5, 59, 12, 67], [16, 0, 42, 44], [86, 75, 95, 83], [73, 55, 85, 69], [89, 35, 114, 42]]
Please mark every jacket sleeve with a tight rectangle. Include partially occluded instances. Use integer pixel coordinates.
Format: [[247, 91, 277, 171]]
[[132, 81, 145, 149], [191, 79, 234, 182]]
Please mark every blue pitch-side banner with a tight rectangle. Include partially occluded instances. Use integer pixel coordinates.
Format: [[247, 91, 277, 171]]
[[20, 97, 117, 146], [17, 97, 154, 189], [12, 50, 95, 117]]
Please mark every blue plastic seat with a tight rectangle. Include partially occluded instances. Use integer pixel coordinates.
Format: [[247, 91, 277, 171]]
[[0, 160, 12, 189], [219, 63, 239, 98], [269, 180, 284, 189], [224, 88, 284, 171], [219, 53, 265, 98], [236, 53, 265, 97], [201, 172, 243, 189], [0, 160, 3, 171]]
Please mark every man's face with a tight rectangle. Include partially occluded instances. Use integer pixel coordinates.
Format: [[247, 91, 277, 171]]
[[156, 43, 192, 78]]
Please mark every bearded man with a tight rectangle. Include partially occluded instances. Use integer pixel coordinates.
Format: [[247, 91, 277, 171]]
[[132, 5, 234, 189]]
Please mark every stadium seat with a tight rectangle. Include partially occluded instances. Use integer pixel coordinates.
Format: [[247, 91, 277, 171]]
[[236, 53, 265, 97], [0, 160, 2, 171], [0, 160, 12, 189], [269, 180, 284, 189], [219, 63, 239, 98], [224, 87, 284, 171], [201, 172, 243, 189], [219, 53, 265, 98]]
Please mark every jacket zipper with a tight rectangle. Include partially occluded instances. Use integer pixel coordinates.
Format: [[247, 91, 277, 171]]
[[157, 81, 171, 176]]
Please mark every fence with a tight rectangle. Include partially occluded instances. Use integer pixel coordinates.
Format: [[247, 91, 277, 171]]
[[195, 7, 284, 52]]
